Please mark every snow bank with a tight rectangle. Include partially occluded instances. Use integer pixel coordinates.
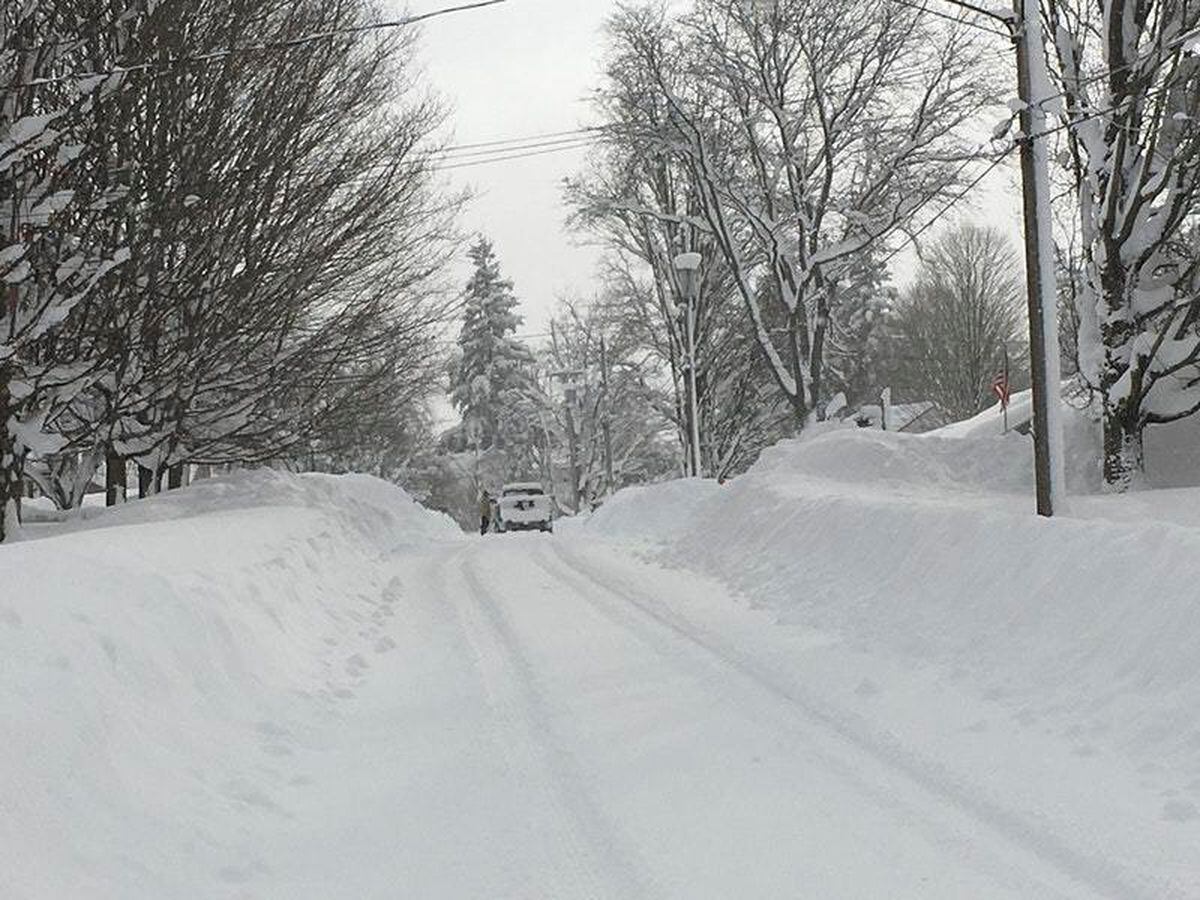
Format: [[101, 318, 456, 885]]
[[0, 471, 458, 898], [584, 478, 724, 547], [584, 428, 1200, 780], [927, 398, 1103, 494], [19, 469, 458, 547]]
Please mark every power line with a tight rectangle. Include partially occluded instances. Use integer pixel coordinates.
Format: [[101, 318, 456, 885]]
[[432, 139, 599, 172], [132, 130, 600, 197], [1024, 79, 1178, 144], [429, 133, 600, 163], [935, 0, 1016, 25], [3, 0, 511, 90], [438, 127, 600, 154], [886, 0, 1013, 39], [164, 128, 599, 186], [881, 149, 1013, 264], [1002, 15, 1200, 115], [304, 134, 601, 182]]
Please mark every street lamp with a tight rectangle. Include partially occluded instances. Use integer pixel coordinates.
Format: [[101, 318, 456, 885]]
[[673, 251, 703, 478]]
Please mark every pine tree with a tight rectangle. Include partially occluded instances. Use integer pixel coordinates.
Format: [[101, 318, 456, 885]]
[[450, 238, 535, 452]]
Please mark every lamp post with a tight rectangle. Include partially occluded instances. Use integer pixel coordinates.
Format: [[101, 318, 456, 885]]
[[673, 251, 703, 478]]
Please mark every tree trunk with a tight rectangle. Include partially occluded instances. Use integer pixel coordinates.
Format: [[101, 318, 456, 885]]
[[137, 465, 160, 499], [106, 449, 127, 507], [0, 477, 19, 543], [1097, 237, 1144, 491], [1102, 400, 1144, 492], [68, 448, 104, 511], [0, 381, 23, 543]]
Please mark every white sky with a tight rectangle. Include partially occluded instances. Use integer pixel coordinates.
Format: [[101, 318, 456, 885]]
[[406, 0, 615, 335], [403, 0, 1025, 335]]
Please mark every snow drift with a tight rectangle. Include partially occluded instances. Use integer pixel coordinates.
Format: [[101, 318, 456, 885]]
[[0, 471, 458, 899], [585, 427, 1200, 798]]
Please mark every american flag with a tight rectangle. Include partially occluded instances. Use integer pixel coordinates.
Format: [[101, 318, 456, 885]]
[[991, 372, 1011, 407]]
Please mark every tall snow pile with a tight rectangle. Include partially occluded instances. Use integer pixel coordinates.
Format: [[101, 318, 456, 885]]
[[586, 427, 1200, 789], [0, 472, 458, 898]]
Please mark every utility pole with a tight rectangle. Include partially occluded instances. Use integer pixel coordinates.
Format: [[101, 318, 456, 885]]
[[1003, 344, 1011, 435], [685, 293, 701, 477], [550, 322, 584, 511], [599, 336, 615, 495], [562, 395, 581, 511], [535, 405, 556, 500], [673, 252, 704, 478], [1013, 0, 1066, 516]]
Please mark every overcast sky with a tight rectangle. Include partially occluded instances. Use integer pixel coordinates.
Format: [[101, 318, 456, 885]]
[[403, 0, 1025, 337], [405, 0, 615, 335]]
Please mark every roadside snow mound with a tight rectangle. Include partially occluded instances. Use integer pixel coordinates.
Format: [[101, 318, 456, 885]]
[[585, 478, 723, 546], [751, 412, 1102, 496], [0, 471, 458, 897], [754, 428, 1037, 494], [585, 427, 1200, 782], [20, 469, 459, 547]]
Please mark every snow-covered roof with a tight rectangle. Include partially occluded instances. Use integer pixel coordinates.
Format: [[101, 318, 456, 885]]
[[850, 401, 943, 432]]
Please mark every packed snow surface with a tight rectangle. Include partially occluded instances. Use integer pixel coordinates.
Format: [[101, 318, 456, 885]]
[[4, 444, 1200, 898]]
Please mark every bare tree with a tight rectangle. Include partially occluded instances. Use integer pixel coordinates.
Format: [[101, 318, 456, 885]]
[[539, 297, 677, 508], [1, 0, 460, 539], [1047, 0, 1200, 488], [568, 7, 794, 477], [889, 225, 1028, 421], [599, 0, 996, 427], [1, 2, 137, 540]]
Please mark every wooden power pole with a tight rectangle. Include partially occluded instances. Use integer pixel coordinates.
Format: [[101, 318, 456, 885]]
[[1013, 0, 1066, 516]]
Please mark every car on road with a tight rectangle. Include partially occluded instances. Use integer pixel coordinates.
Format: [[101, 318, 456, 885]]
[[491, 482, 554, 534]]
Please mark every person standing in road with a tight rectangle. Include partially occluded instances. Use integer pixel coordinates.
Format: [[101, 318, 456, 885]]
[[479, 490, 492, 535]]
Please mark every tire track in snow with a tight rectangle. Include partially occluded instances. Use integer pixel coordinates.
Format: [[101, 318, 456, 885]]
[[539, 540, 1171, 900], [449, 546, 658, 900]]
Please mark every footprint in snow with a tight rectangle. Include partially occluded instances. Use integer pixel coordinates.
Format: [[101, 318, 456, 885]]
[[217, 859, 269, 884], [256, 720, 289, 738], [1162, 799, 1198, 823], [374, 636, 397, 654], [854, 678, 880, 698], [97, 634, 118, 666]]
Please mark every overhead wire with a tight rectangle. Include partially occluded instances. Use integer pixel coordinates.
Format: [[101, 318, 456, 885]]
[[437, 127, 601, 154], [432, 139, 599, 172], [2, 0, 511, 90], [146, 127, 602, 192], [885, 0, 1014, 39], [880, 148, 1014, 265]]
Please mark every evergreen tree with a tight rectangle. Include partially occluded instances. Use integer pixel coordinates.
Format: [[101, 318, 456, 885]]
[[450, 238, 535, 451]]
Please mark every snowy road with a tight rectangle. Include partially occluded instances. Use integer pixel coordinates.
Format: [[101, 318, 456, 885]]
[[8, 478, 1194, 900], [242, 534, 1168, 900]]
